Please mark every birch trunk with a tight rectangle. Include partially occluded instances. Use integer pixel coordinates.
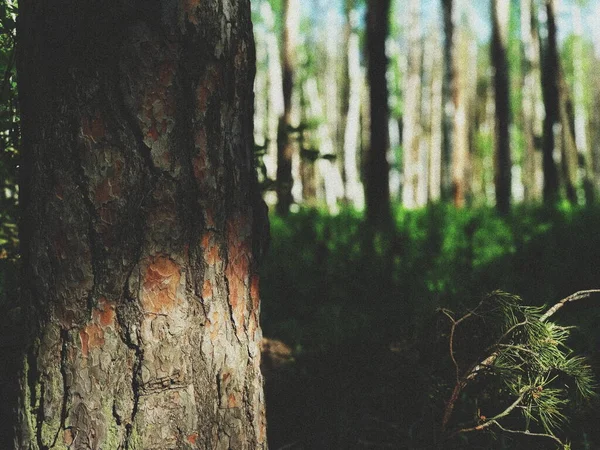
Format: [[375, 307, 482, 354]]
[[402, 0, 424, 209], [342, 9, 365, 209], [276, 0, 299, 215], [521, 0, 544, 203]]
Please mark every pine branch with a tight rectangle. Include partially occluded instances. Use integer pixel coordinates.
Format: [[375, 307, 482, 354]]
[[540, 290, 600, 322]]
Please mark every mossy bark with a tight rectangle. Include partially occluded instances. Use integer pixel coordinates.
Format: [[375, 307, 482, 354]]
[[16, 0, 267, 448]]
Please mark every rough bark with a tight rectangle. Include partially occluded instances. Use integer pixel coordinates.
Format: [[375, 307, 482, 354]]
[[276, 0, 299, 216], [540, 0, 560, 203], [365, 0, 392, 228], [16, 0, 267, 448], [491, 0, 511, 214]]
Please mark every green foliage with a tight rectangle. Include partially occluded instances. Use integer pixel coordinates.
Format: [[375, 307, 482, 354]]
[[0, 0, 18, 260], [439, 291, 595, 447], [262, 204, 600, 448]]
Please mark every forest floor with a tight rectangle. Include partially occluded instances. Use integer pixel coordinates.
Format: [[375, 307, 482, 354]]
[[260, 204, 600, 449]]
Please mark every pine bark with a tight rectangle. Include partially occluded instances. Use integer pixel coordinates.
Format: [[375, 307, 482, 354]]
[[491, 0, 511, 214], [16, 1, 267, 448], [365, 0, 392, 228]]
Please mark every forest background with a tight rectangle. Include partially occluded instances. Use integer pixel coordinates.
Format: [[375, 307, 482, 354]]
[[3, 0, 600, 448]]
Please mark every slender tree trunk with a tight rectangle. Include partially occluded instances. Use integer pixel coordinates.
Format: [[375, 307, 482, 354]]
[[262, 1, 285, 198], [559, 74, 579, 203], [16, 1, 267, 448], [441, 0, 455, 201], [540, 0, 560, 203], [276, 0, 299, 215], [451, 9, 473, 208], [365, 0, 392, 228], [429, 25, 444, 203], [491, 0, 511, 214], [402, 0, 424, 209], [572, 3, 594, 203], [342, 7, 365, 209], [521, 0, 544, 203]]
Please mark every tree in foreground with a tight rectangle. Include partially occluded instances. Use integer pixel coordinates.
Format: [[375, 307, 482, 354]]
[[16, 0, 267, 448]]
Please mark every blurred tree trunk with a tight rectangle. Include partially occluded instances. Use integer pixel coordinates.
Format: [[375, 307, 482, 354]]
[[262, 1, 285, 197], [428, 26, 444, 203], [16, 0, 267, 448], [365, 0, 392, 228], [572, 3, 594, 203], [452, 11, 475, 208], [441, 0, 455, 200], [559, 75, 579, 204], [402, 0, 424, 209], [276, 0, 299, 215], [540, 0, 560, 203], [491, 0, 511, 214], [521, 0, 544, 203], [342, 6, 365, 208]]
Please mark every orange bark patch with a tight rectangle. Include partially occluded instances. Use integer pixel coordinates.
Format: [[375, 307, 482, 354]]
[[228, 393, 238, 408], [208, 311, 220, 340], [250, 275, 260, 311], [201, 232, 221, 266], [81, 115, 106, 143], [192, 152, 208, 183], [202, 278, 213, 300], [187, 433, 199, 445], [225, 216, 251, 337], [63, 428, 75, 446], [183, 0, 201, 25], [79, 324, 105, 358], [146, 125, 160, 142], [141, 256, 182, 314], [92, 297, 116, 327]]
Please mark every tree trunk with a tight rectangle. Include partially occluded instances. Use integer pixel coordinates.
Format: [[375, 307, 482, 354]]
[[402, 0, 425, 209], [441, 0, 455, 201], [276, 0, 299, 215], [558, 74, 579, 204], [452, 9, 474, 208], [428, 24, 444, 204], [342, 7, 365, 209], [262, 0, 285, 201], [521, 0, 544, 203], [365, 0, 392, 228], [572, 3, 594, 203], [540, 0, 560, 203], [491, 0, 511, 214], [16, 1, 267, 448]]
